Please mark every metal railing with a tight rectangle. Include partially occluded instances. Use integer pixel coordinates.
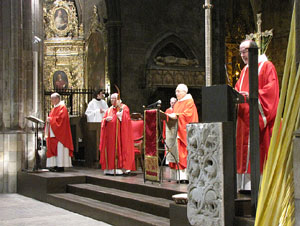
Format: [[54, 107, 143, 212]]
[[44, 88, 94, 118]]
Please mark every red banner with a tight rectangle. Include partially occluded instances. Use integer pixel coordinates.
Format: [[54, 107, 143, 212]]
[[144, 109, 159, 181]]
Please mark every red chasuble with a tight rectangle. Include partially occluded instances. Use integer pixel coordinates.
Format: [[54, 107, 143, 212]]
[[169, 95, 198, 170], [235, 58, 279, 174], [46, 104, 74, 158], [99, 104, 135, 171]]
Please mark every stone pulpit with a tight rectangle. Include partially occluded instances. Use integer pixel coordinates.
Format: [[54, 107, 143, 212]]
[[186, 84, 244, 226]]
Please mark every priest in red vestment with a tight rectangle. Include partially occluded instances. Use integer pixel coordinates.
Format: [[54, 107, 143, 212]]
[[46, 93, 73, 172], [235, 40, 279, 190], [99, 93, 135, 175], [167, 84, 199, 183], [163, 97, 177, 165]]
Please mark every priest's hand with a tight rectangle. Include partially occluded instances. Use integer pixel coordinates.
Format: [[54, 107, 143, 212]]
[[106, 116, 113, 122], [116, 100, 121, 108], [168, 113, 177, 119], [116, 111, 123, 121], [100, 108, 105, 113]]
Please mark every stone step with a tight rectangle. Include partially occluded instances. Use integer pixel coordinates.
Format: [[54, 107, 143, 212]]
[[47, 193, 170, 226], [86, 176, 185, 200], [67, 183, 172, 218]]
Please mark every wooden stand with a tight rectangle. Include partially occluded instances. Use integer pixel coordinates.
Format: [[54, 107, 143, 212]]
[[25, 116, 45, 172]]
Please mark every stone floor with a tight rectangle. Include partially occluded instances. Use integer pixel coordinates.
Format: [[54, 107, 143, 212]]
[[0, 194, 112, 226]]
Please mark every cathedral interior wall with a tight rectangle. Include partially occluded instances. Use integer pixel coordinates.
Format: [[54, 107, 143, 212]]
[[0, 0, 295, 193]]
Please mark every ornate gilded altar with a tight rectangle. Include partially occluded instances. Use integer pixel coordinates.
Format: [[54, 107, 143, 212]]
[[43, 1, 108, 116], [43, 0, 84, 90], [43, 39, 85, 90]]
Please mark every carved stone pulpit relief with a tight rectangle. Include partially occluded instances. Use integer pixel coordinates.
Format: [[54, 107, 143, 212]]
[[187, 123, 224, 226]]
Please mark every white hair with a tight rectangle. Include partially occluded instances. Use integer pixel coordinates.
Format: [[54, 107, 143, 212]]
[[240, 39, 252, 48], [170, 97, 177, 102], [51, 92, 61, 99], [111, 93, 118, 99], [176, 84, 188, 93]]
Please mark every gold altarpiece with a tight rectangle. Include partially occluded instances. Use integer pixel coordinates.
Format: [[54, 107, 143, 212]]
[[43, 1, 108, 116], [43, 39, 85, 90], [43, 0, 84, 90]]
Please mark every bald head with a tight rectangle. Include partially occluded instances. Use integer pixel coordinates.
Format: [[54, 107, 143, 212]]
[[111, 93, 118, 99], [110, 93, 120, 106], [176, 84, 188, 93], [176, 84, 188, 100], [240, 40, 251, 49], [50, 92, 61, 105], [170, 97, 177, 108], [240, 40, 257, 65]]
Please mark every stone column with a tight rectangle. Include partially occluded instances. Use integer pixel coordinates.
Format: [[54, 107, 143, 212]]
[[211, 0, 226, 84], [0, 0, 43, 193], [106, 21, 122, 92], [187, 122, 235, 226], [204, 0, 213, 86]]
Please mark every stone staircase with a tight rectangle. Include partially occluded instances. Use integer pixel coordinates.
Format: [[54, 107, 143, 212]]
[[18, 169, 254, 226], [46, 176, 178, 226]]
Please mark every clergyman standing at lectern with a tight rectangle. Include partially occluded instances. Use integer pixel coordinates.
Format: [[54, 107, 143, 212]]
[[45, 93, 73, 172], [235, 40, 279, 190], [167, 84, 199, 183]]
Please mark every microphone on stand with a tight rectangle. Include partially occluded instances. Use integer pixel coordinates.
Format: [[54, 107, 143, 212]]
[[145, 100, 162, 108]]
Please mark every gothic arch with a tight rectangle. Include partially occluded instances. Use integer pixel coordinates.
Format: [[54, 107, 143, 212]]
[[146, 33, 198, 68], [144, 33, 204, 91]]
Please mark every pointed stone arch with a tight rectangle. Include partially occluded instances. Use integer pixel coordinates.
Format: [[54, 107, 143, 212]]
[[146, 33, 199, 68], [145, 33, 204, 89]]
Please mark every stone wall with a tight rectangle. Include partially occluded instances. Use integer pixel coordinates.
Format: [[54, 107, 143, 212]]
[[0, 0, 43, 193], [113, 0, 226, 113]]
